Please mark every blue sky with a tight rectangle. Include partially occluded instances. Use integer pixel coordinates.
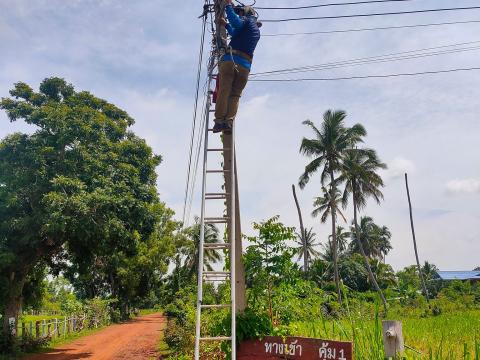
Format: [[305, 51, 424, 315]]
[[1, 0, 480, 270]]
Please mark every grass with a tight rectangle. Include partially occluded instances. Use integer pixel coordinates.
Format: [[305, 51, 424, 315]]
[[138, 308, 161, 316], [292, 310, 480, 359]]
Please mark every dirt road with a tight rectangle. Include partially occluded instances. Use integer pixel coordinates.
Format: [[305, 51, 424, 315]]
[[25, 313, 165, 360]]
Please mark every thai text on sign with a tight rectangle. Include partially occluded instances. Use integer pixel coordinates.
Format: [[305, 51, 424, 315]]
[[237, 336, 353, 360]]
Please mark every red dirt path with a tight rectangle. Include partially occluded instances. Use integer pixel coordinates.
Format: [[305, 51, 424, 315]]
[[24, 313, 166, 360]]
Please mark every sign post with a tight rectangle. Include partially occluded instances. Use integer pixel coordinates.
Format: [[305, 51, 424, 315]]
[[238, 336, 353, 360]]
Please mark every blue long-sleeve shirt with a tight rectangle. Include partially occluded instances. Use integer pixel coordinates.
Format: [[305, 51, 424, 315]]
[[221, 5, 260, 71]]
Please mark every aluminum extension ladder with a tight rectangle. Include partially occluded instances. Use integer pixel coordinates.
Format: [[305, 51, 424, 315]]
[[194, 63, 237, 359]]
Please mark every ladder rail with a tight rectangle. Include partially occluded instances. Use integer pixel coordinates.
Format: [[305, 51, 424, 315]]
[[194, 61, 214, 360], [230, 125, 237, 359]]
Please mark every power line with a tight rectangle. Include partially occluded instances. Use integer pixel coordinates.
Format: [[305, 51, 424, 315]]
[[185, 79, 209, 226], [250, 66, 480, 82], [253, 46, 480, 77], [261, 6, 480, 22], [182, 15, 207, 227], [262, 19, 480, 37], [251, 40, 480, 76], [256, 0, 413, 10]]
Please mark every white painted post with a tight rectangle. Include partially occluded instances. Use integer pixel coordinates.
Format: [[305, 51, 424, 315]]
[[63, 318, 67, 338], [382, 320, 405, 359], [8, 317, 16, 336]]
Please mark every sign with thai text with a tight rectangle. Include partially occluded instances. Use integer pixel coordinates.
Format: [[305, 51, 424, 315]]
[[238, 336, 353, 360]]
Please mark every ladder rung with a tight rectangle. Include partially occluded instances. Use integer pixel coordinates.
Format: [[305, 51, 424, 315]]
[[204, 271, 230, 276], [205, 193, 229, 200], [204, 243, 230, 250], [201, 304, 231, 309], [207, 170, 230, 173], [205, 217, 230, 223], [207, 148, 231, 152], [200, 336, 232, 341]]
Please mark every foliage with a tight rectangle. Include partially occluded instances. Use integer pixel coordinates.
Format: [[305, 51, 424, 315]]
[[348, 216, 392, 261], [0, 78, 163, 336], [299, 110, 367, 302], [244, 216, 297, 323], [236, 308, 273, 343], [293, 228, 320, 267]]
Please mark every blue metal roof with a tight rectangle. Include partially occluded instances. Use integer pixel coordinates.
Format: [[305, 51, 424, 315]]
[[437, 271, 480, 280]]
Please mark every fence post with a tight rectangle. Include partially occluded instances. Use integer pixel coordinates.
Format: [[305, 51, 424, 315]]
[[55, 318, 59, 337], [382, 320, 405, 359], [29, 321, 33, 336], [35, 321, 40, 339], [63, 318, 67, 338], [42, 320, 46, 337]]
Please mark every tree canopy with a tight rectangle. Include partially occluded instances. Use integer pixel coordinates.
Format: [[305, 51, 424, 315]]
[[0, 77, 165, 331]]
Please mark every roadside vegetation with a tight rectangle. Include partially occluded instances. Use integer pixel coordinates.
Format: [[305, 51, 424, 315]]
[[0, 78, 175, 357], [160, 110, 480, 359], [1, 79, 479, 360]]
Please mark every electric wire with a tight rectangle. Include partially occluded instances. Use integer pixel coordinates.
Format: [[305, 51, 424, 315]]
[[182, 15, 207, 228], [253, 46, 480, 77], [251, 40, 480, 77], [256, 0, 414, 10], [185, 78, 209, 226], [185, 9, 217, 226], [249, 66, 480, 82], [261, 5, 480, 22], [262, 19, 480, 37]]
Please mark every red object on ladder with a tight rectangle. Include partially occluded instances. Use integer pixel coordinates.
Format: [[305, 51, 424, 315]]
[[212, 75, 219, 104]]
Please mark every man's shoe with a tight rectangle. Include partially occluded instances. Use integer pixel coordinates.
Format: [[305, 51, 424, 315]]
[[212, 122, 225, 133]]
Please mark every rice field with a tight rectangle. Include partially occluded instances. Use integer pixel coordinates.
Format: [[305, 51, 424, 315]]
[[292, 310, 480, 359]]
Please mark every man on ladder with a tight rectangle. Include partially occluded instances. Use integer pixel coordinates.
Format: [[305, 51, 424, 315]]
[[213, 0, 261, 133]]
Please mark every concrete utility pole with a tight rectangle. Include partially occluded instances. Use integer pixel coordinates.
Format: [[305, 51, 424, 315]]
[[214, 0, 247, 313]]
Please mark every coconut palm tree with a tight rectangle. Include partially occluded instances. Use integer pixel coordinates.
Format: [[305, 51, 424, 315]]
[[299, 110, 366, 302], [183, 218, 221, 278], [349, 217, 392, 261], [339, 147, 389, 314], [293, 227, 321, 267], [329, 226, 350, 254]]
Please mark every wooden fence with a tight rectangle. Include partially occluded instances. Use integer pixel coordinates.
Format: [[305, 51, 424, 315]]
[[23, 310, 62, 317], [16, 314, 89, 339]]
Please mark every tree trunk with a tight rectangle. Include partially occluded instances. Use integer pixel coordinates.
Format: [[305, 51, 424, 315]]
[[2, 271, 27, 336], [353, 195, 388, 315], [405, 173, 430, 302], [329, 170, 342, 303], [292, 185, 308, 272]]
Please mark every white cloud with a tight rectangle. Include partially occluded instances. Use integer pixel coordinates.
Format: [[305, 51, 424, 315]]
[[381, 157, 415, 181], [2, 0, 480, 270], [446, 178, 480, 195]]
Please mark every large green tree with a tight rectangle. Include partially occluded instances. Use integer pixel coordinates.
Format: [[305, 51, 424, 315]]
[[0, 78, 162, 333], [65, 203, 178, 316], [299, 110, 366, 302]]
